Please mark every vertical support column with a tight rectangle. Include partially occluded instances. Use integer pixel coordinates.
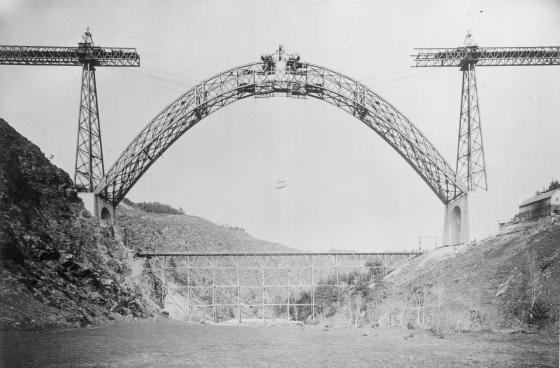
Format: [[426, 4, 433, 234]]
[[456, 63, 487, 191], [286, 255, 290, 321], [159, 256, 167, 308], [262, 255, 265, 324], [187, 256, 191, 314], [74, 60, 105, 192], [383, 255, 388, 277], [311, 255, 315, 323], [212, 257, 216, 323], [335, 254, 340, 311], [237, 255, 241, 323], [359, 254, 363, 281]]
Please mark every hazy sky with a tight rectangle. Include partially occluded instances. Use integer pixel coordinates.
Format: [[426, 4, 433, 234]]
[[1, 0, 559, 251]]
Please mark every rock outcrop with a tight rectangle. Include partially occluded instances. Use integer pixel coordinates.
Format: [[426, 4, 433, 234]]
[[0, 118, 152, 329]]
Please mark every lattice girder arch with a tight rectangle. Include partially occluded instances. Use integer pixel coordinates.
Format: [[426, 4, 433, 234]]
[[95, 52, 465, 205]]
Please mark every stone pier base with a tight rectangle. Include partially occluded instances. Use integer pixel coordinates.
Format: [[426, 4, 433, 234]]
[[442, 194, 469, 246], [78, 192, 116, 224]]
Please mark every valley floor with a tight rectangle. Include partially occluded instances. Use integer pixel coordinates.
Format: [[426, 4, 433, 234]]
[[0, 320, 557, 368]]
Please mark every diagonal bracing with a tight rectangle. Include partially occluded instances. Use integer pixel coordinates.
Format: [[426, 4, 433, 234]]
[[95, 48, 465, 205], [412, 42, 560, 191], [0, 29, 140, 192]]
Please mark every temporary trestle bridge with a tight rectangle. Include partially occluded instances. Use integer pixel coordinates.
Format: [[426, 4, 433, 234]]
[[139, 251, 422, 323]]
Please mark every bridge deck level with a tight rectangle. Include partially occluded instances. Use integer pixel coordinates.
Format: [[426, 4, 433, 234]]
[[138, 251, 423, 257]]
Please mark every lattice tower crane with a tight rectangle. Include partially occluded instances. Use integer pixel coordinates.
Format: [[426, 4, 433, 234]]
[[0, 29, 140, 192], [412, 34, 560, 192]]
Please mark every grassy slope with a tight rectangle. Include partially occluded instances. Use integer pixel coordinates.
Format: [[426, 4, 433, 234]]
[[378, 218, 560, 332]]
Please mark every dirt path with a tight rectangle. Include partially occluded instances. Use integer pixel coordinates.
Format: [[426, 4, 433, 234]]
[[0, 320, 557, 367]]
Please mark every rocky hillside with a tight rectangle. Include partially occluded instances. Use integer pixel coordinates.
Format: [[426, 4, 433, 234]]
[[117, 203, 296, 254], [0, 119, 153, 329], [0, 118, 297, 329]]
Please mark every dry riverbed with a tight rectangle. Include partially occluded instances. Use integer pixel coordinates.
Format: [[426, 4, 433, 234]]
[[0, 319, 557, 367]]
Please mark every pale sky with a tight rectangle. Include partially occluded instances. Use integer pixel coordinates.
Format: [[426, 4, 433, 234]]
[[1, 0, 559, 252]]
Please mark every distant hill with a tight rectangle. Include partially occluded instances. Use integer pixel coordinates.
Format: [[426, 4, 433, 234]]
[[117, 202, 297, 254]]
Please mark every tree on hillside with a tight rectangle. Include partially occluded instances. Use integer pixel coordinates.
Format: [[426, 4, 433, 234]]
[[365, 260, 385, 280], [536, 179, 560, 195], [547, 179, 560, 191]]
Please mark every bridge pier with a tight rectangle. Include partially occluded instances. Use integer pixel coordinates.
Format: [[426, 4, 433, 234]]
[[78, 192, 116, 224], [442, 194, 469, 245]]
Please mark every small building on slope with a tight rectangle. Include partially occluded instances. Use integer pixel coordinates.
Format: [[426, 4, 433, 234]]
[[519, 188, 560, 221]]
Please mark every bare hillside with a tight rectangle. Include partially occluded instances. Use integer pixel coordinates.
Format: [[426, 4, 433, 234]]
[[375, 218, 560, 332]]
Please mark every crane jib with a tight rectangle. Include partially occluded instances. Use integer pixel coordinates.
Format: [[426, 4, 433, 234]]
[[412, 46, 560, 67], [0, 45, 140, 67]]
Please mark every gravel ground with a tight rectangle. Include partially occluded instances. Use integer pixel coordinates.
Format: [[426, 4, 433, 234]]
[[0, 319, 557, 368]]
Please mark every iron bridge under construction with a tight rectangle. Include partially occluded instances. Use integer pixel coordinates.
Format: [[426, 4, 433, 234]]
[[2, 32, 559, 247]]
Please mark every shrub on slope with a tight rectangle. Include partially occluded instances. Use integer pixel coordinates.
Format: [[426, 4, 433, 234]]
[[133, 201, 185, 215]]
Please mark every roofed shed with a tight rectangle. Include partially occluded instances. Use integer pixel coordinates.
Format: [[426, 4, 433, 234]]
[[519, 188, 560, 221]]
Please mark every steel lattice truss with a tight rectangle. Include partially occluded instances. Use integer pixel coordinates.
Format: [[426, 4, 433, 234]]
[[74, 63, 105, 190], [95, 50, 465, 205], [413, 46, 560, 68], [0, 30, 140, 192], [143, 251, 421, 323], [0, 45, 140, 66], [412, 43, 560, 192], [457, 64, 487, 191]]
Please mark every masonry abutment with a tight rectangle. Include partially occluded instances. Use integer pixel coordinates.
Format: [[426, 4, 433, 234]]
[[442, 194, 469, 245], [78, 192, 116, 224]]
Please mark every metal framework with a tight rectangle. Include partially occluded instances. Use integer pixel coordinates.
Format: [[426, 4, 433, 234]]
[[74, 32, 105, 190], [412, 43, 560, 191], [412, 46, 560, 68], [0, 29, 140, 191], [457, 62, 486, 191], [141, 251, 421, 323], [0, 45, 140, 67], [95, 47, 465, 205]]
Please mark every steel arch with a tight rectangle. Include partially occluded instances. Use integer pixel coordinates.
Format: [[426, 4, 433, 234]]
[[94, 51, 465, 205]]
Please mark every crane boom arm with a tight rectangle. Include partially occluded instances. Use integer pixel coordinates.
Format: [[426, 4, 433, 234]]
[[413, 46, 560, 68], [0, 45, 140, 66]]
